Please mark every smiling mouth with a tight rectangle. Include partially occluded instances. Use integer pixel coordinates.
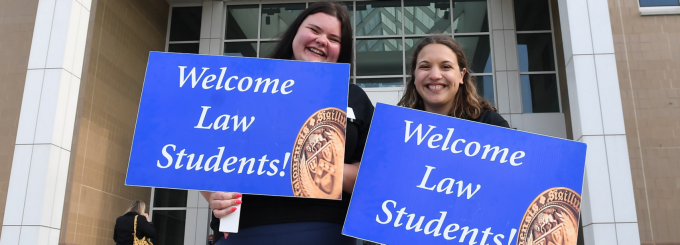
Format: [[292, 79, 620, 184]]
[[426, 84, 445, 90], [307, 47, 325, 57]]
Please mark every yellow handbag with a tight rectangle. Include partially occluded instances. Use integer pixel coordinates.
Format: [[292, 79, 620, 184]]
[[133, 215, 153, 245]]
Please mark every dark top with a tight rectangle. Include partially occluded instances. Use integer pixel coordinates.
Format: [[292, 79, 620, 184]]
[[472, 110, 510, 128], [113, 212, 156, 245], [211, 84, 374, 240]]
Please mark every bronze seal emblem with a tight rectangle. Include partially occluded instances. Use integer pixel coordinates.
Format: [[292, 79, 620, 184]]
[[517, 187, 581, 245], [291, 107, 346, 199]]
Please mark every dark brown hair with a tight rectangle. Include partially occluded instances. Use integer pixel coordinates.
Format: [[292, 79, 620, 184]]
[[397, 35, 495, 120], [269, 1, 353, 64]]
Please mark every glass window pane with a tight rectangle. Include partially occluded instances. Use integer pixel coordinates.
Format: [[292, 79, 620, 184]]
[[344, 2, 354, 27], [169, 7, 202, 41], [473, 76, 495, 107], [456, 35, 492, 73], [151, 210, 186, 245], [639, 0, 680, 6], [405, 37, 423, 75], [168, 43, 199, 54], [259, 42, 278, 58], [357, 77, 403, 88], [517, 33, 555, 72], [226, 5, 259, 40], [356, 1, 402, 36], [153, 188, 187, 207], [224, 42, 257, 57], [356, 38, 403, 76], [260, 4, 306, 39], [521, 74, 559, 113], [514, 0, 551, 31], [404, 1, 451, 34], [308, 1, 354, 26], [452, 0, 489, 33]]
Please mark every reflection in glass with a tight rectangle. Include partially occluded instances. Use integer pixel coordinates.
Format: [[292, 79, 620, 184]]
[[151, 210, 186, 245], [473, 76, 495, 107], [343, 2, 355, 27], [259, 42, 278, 58], [226, 5, 259, 39], [452, 0, 489, 33], [357, 77, 404, 88], [356, 1, 402, 36], [261, 4, 305, 39], [456, 35, 492, 73], [514, 0, 552, 31], [404, 1, 451, 34], [405, 37, 423, 74], [169, 7, 202, 41], [517, 33, 555, 72], [356, 38, 403, 76], [521, 74, 559, 113], [153, 188, 187, 207], [224, 42, 257, 57], [639, 0, 680, 6], [168, 43, 199, 54]]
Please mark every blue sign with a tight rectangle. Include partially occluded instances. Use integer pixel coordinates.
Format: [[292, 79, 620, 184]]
[[126, 52, 349, 199], [343, 104, 587, 245]]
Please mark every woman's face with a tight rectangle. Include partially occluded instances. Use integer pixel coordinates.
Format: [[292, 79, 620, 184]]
[[414, 43, 466, 114], [292, 13, 342, 63]]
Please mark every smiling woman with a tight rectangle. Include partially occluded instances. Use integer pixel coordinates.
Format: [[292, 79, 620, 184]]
[[398, 35, 508, 127], [205, 2, 372, 245], [291, 13, 342, 62]]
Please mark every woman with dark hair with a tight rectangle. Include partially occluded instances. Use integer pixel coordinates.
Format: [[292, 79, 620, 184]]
[[398, 35, 509, 127], [113, 200, 156, 245], [203, 2, 373, 244]]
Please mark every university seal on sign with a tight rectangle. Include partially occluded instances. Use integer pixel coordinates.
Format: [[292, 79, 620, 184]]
[[291, 108, 346, 199], [517, 187, 581, 245]]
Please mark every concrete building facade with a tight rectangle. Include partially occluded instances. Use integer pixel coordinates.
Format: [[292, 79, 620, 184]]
[[0, 0, 678, 244]]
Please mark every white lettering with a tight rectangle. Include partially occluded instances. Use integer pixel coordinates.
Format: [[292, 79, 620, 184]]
[[194, 106, 213, 129], [232, 116, 255, 132], [465, 142, 481, 157], [157, 144, 175, 168], [238, 77, 253, 91], [254, 78, 279, 93], [179, 66, 209, 88], [424, 211, 447, 236], [281, 80, 294, 94], [202, 74, 216, 89], [404, 120, 436, 145], [376, 200, 396, 224], [417, 165, 437, 190], [510, 151, 525, 166]]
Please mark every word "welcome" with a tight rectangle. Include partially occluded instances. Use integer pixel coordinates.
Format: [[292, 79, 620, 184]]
[[404, 120, 526, 166]]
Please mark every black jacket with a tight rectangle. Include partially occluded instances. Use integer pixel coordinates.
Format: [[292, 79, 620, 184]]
[[472, 110, 510, 128], [113, 212, 156, 245]]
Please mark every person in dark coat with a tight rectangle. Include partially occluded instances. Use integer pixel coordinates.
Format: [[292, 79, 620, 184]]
[[113, 200, 156, 245]]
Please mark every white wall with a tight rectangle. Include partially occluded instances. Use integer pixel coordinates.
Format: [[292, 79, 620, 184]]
[[557, 0, 640, 243]]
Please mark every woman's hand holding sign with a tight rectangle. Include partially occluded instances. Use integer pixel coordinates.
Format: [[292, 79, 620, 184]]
[[201, 191, 242, 218]]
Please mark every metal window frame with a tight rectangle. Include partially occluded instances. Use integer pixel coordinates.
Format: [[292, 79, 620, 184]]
[[166, 4, 203, 53], [217, 1, 498, 94], [514, 0, 563, 113]]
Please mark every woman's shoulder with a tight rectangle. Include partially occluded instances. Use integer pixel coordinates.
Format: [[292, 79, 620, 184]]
[[348, 84, 374, 116], [474, 110, 509, 128], [348, 84, 370, 101]]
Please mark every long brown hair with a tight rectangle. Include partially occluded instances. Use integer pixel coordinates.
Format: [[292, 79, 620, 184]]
[[398, 35, 495, 120]]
